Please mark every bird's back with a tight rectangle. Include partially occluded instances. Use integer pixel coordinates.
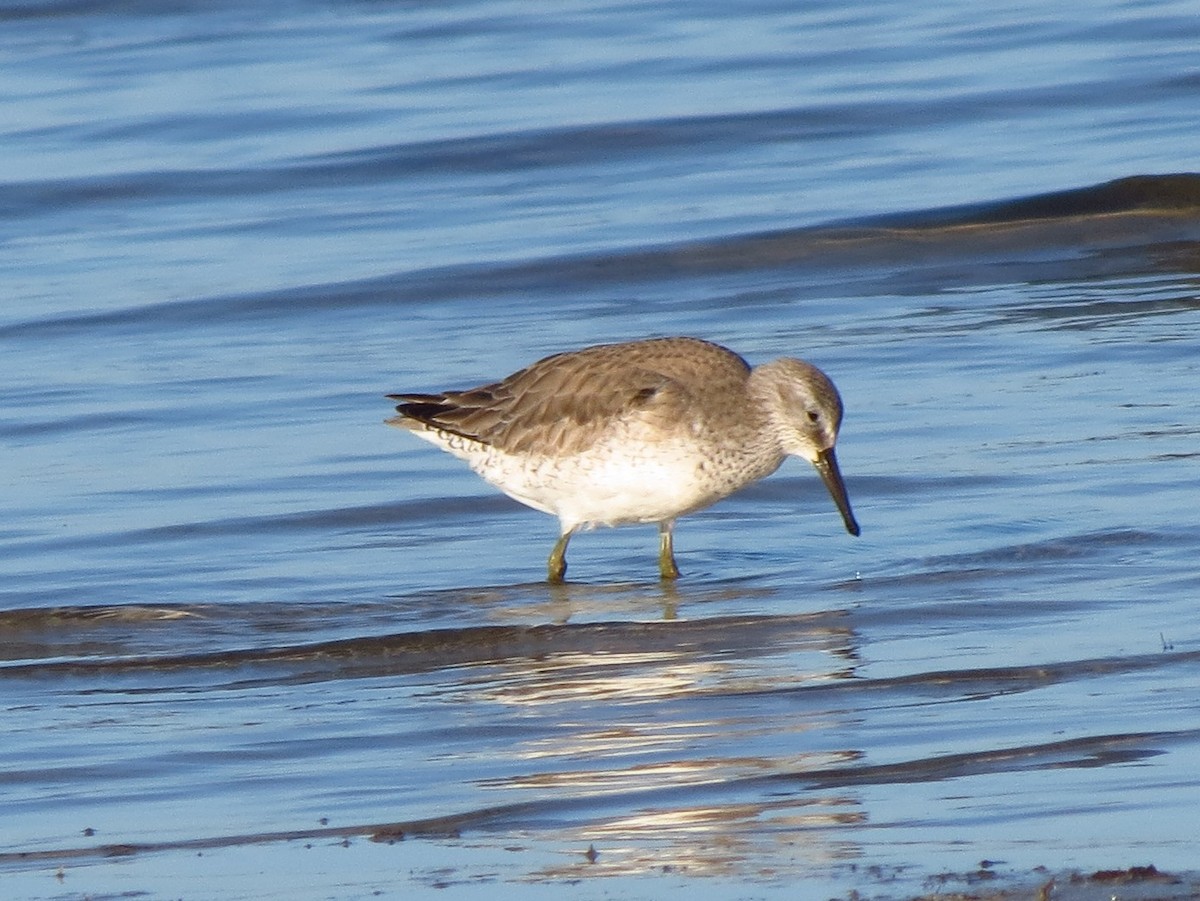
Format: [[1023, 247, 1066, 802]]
[[388, 337, 753, 458]]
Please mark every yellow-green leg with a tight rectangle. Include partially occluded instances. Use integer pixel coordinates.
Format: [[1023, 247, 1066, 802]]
[[548, 531, 573, 583], [658, 521, 680, 581]]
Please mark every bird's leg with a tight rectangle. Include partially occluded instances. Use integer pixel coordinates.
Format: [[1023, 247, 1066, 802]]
[[657, 521, 680, 581], [548, 530, 573, 583]]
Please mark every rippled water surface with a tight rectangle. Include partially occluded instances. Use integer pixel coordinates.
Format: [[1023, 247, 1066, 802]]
[[4, 1, 1200, 898]]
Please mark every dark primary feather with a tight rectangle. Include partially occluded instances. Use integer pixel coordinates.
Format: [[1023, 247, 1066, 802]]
[[387, 395, 452, 419]]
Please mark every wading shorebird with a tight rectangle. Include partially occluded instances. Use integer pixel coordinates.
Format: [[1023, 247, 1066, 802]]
[[387, 337, 860, 582]]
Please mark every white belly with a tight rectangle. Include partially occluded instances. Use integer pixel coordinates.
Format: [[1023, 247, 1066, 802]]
[[404, 417, 783, 532], [470, 441, 770, 532]]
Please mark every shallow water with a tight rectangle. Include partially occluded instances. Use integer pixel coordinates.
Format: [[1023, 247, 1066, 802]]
[[4, 1, 1200, 898]]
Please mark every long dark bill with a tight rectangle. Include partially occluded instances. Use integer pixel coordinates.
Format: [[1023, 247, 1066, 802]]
[[812, 448, 860, 536]]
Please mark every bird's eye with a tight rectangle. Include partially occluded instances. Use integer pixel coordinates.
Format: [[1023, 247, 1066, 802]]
[[807, 411, 820, 423]]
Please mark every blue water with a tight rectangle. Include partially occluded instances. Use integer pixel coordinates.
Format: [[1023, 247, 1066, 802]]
[[4, 1, 1200, 898]]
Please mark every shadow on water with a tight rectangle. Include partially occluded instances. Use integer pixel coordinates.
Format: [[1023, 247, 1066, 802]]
[[2, 721, 1195, 870], [5, 576, 1200, 874], [0, 589, 857, 686], [5, 173, 1200, 338]]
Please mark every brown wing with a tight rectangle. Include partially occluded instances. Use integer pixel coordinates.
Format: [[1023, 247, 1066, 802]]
[[389, 337, 751, 457]]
